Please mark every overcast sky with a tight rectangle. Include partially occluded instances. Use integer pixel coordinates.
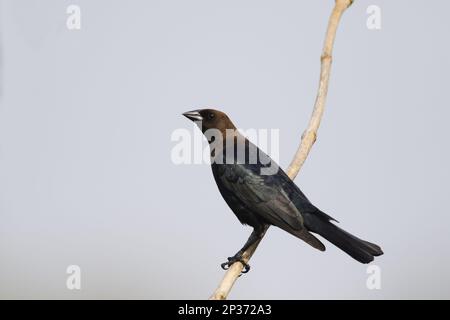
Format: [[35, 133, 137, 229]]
[[0, 0, 449, 299]]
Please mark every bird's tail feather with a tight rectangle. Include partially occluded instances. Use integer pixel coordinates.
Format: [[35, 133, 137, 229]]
[[305, 214, 383, 264]]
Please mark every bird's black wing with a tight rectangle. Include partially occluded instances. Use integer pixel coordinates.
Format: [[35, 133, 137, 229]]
[[212, 161, 325, 251], [271, 163, 339, 223]]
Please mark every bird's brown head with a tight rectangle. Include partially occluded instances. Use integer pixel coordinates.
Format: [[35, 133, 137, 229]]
[[182, 109, 236, 136]]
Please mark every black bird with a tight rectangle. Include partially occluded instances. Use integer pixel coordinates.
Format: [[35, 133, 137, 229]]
[[183, 109, 383, 272]]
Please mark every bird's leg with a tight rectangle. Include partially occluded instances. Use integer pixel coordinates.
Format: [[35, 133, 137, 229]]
[[221, 226, 266, 274]]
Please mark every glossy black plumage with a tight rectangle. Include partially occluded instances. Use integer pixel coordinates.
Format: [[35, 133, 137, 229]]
[[183, 109, 383, 266]]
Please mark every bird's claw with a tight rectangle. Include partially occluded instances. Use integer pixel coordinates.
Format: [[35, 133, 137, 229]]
[[220, 256, 250, 274]]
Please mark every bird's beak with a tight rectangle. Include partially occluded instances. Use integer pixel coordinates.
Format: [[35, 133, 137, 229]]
[[182, 110, 203, 121]]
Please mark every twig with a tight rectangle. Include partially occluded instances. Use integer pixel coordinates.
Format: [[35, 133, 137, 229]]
[[209, 0, 354, 300]]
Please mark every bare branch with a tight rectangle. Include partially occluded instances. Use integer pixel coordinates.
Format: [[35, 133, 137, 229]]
[[209, 0, 354, 300]]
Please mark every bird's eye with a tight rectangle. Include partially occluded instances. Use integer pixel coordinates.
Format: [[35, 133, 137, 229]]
[[208, 113, 215, 120]]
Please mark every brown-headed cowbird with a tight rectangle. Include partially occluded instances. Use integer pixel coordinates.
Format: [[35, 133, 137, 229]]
[[183, 109, 383, 272]]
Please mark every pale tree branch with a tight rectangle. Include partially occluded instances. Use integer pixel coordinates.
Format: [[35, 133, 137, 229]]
[[209, 0, 354, 300]]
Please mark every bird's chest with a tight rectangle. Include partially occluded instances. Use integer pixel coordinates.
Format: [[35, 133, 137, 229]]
[[211, 164, 262, 227]]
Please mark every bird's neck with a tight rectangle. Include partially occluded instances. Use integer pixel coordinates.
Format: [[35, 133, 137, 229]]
[[209, 130, 250, 164]]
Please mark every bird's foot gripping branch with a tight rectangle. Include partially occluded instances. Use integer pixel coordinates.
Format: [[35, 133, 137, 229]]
[[221, 256, 250, 274]]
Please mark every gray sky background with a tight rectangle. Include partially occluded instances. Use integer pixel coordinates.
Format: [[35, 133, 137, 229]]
[[0, 0, 449, 299]]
